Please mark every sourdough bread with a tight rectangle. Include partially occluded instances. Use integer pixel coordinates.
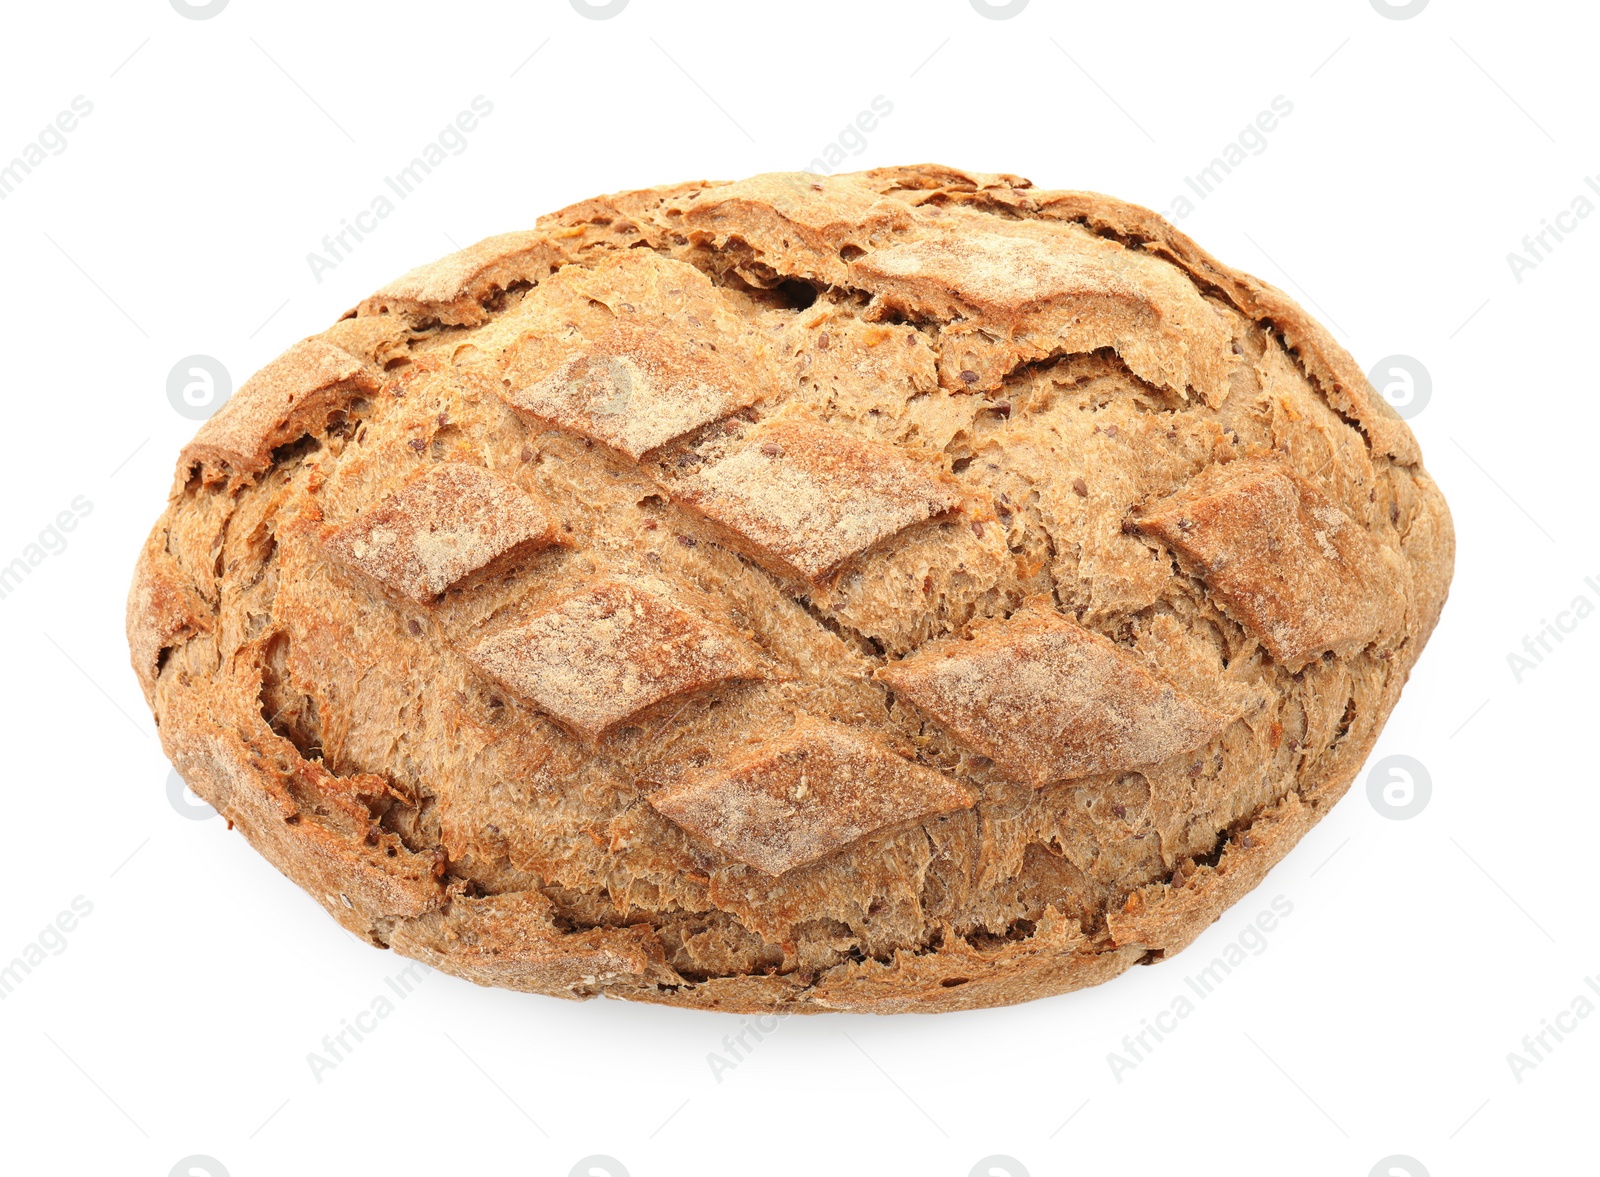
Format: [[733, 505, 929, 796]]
[[127, 165, 1453, 1012]]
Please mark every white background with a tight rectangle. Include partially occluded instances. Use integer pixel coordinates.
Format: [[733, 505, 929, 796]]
[[0, 1, 1594, 1174]]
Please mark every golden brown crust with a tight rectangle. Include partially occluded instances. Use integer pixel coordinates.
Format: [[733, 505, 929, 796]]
[[877, 599, 1230, 787], [360, 230, 569, 327], [1131, 455, 1411, 672], [664, 419, 963, 584], [499, 249, 770, 459], [126, 524, 213, 705], [648, 715, 977, 876], [1025, 188, 1423, 467], [129, 165, 1454, 1013], [320, 462, 563, 605], [181, 339, 383, 486], [464, 576, 770, 742]]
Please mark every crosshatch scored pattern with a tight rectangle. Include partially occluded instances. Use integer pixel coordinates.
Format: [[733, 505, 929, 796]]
[[127, 164, 1453, 1014]]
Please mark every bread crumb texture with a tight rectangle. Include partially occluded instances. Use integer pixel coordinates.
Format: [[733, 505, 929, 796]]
[[128, 165, 1453, 1012]]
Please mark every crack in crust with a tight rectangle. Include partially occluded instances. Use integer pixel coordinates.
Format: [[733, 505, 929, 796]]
[[849, 223, 1235, 404], [181, 339, 382, 485], [128, 164, 1455, 1013]]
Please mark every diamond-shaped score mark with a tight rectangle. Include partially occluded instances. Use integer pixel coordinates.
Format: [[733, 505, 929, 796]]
[[321, 462, 562, 604], [502, 320, 760, 460], [878, 602, 1229, 788], [668, 420, 962, 584], [1130, 457, 1410, 672], [465, 578, 768, 741], [648, 715, 976, 876]]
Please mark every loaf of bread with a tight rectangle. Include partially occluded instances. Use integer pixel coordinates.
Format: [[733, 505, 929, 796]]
[[127, 165, 1453, 1012]]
